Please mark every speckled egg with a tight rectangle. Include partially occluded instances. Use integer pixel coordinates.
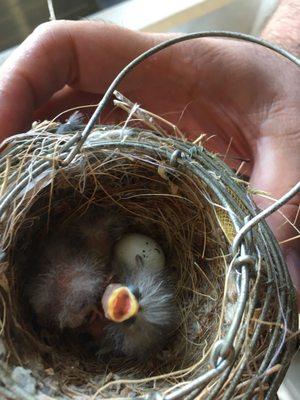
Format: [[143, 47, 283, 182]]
[[113, 233, 165, 271]]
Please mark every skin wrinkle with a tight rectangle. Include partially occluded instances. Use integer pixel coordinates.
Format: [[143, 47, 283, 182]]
[[249, 98, 300, 155], [183, 41, 292, 158], [187, 90, 254, 167], [265, 111, 300, 141], [182, 74, 245, 149], [213, 98, 254, 159], [58, 24, 81, 87], [14, 69, 39, 111]]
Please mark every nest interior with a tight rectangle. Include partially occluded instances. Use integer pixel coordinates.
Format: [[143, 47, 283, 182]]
[[0, 119, 297, 400]]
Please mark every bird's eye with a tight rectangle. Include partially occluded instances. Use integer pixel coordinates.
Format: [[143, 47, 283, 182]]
[[128, 286, 141, 301], [83, 311, 93, 325], [132, 287, 141, 300], [77, 300, 88, 312]]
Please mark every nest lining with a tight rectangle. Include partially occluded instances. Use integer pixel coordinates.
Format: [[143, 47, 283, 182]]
[[0, 118, 297, 400]]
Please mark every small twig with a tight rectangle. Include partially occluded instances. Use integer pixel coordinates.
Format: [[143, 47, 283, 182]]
[[0, 156, 11, 196], [114, 91, 169, 136], [279, 234, 300, 244]]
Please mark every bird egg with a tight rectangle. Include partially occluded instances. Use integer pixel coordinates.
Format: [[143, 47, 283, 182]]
[[114, 233, 165, 270]]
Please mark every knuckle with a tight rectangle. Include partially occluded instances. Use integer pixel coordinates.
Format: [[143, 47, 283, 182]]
[[32, 20, 70, 38]]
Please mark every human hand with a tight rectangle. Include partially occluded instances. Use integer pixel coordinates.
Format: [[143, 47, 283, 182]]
[[261, 0, 300, 58], [0, 21, 299, 305]]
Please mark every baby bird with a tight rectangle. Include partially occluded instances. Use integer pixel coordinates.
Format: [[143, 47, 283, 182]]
[[99, 234, 180, 359], [56, 111, 83, 134], [26, 234, 105, 330], [69, 211, 126, 263], [26, 211, 126, 330]]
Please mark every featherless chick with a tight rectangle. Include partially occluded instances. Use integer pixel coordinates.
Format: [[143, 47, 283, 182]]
[[26, 234, 105, 330], [26, 211, 127, 330], [68, 211, 127, 262], [99, 234, 180, 358]]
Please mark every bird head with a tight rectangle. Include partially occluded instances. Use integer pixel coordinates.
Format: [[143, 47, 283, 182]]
[[56, 267, 105, 329], [100, 255, 180, 358], [28, 256, 105, 330], [101, 283, 140, 323]]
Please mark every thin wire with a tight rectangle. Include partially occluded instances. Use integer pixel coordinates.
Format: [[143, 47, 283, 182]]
[[232, 181, 300, 254], [164, 360, 230, 400], [47, 0, 56, 21], [61, 30, 300, 165]]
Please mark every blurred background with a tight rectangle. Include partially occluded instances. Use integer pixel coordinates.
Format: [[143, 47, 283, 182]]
[[0, 0, 278, 63]]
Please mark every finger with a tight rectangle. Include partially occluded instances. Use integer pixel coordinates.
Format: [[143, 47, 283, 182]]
[[33, 86, 128, 126], [33, 87, 103, 121], [0, 20, 168, 139], [250, 135, 300, 308]]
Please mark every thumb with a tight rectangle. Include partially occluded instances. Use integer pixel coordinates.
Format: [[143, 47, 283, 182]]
[[250, 136, 300, 308]]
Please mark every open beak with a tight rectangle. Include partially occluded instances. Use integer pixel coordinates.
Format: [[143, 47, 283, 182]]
[[101, 283, 139, 323]]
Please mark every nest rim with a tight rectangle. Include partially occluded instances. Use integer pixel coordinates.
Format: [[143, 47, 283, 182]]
[[0, 120, 297, 400]]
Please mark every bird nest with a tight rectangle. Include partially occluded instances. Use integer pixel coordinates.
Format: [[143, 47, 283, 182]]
[[0, 91, 297, 400], [0, 29, 299, 400]]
